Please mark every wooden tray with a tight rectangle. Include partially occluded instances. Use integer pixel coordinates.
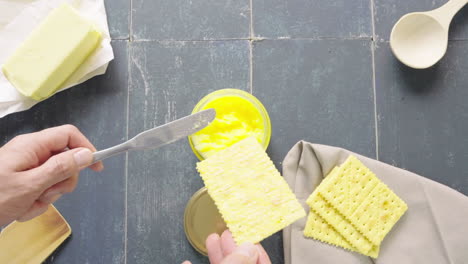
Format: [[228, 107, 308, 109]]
[[0, 205, 71, 264]]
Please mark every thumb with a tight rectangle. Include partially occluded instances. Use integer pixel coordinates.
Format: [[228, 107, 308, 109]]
[[221, 243, 258, 264], [28, 148, 93, 189]]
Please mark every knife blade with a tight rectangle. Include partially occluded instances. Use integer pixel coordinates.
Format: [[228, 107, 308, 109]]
[[92, 108, 216, 163]]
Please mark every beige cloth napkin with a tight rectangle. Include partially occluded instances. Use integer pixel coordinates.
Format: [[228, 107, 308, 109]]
[[282, 141, 468, 264]]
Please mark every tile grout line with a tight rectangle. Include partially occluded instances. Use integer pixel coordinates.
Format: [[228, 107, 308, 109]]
[[249, 0, 254, 39], [249, 41, 253, 94], [129, 0, 133, 42], [130, 36, 373, 42], [124, 42, 131, 264], [125, 0, 133, 260], [249, 0, 253, 94], [370, 0, 379, 160]]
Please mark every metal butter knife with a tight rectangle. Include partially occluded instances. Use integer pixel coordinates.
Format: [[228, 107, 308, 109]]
[[92, 108, 216, 163]]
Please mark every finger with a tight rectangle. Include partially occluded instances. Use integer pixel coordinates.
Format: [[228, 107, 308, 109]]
[[51, 147, 102, 172], [38, 193, 62, 204], [220, 243, 258, 264], [47, 173, 79, 194], [181, 261, 191, 264], [38, 125, 97, 155], [27, 148, 92, 190], [256, 244, 272, 264], [89, 161, 104, 172], [17, 201, 49, 222], [40, 125, 104, 171], [221, 230, 237, 256], [206, 233, 223, 264], [37, 173, 79, 203], [14, 125, 104, 171]]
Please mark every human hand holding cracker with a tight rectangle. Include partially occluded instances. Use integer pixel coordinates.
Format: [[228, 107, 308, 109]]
[[182, 230, 271, 264]]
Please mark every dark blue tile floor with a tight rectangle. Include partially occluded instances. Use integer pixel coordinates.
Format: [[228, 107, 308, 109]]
[[127, 40, 250, 264], [1, 0, 468, 263]]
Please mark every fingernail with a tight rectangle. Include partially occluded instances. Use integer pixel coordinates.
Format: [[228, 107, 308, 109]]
[[74, 149, 93, 168], [236, 243, 258, 259]]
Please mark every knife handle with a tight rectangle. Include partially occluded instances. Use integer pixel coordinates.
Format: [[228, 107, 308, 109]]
[[92, 141, 133, 164]]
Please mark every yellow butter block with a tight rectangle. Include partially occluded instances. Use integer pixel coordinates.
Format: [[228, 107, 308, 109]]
[[197, 137, 306, 244], [2, 3, 102, 100]]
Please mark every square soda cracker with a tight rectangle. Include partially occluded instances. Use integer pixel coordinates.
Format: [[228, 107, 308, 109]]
[[307, 191, 374, 254], [197, 137, 306, 244], [303, 208, 354, 251], [304, 167, 351, 249], [305, 166, 378, 256], [351, 181, 408, 245], [306, 166, 339, 205], [318, 156, 379, 218], [303, 208, 380, 258], [317, 155, 407, 248]]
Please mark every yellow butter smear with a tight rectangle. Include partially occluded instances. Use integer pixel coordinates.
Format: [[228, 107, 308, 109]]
[[191, 96, 265, 158], [303, 156, 407, 258]]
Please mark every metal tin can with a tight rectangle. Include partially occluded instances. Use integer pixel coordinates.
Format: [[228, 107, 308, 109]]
[[184, 187, 227, 255]]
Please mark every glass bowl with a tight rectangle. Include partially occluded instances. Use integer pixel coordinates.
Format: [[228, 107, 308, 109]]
[[188, 89, 271, 160]]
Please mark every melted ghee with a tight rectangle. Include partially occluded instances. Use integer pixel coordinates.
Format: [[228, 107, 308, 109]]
[[190, 95, 265, 159]]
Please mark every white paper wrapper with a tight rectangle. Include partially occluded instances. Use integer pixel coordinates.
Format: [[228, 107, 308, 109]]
[[0, 0, 114, 118]]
